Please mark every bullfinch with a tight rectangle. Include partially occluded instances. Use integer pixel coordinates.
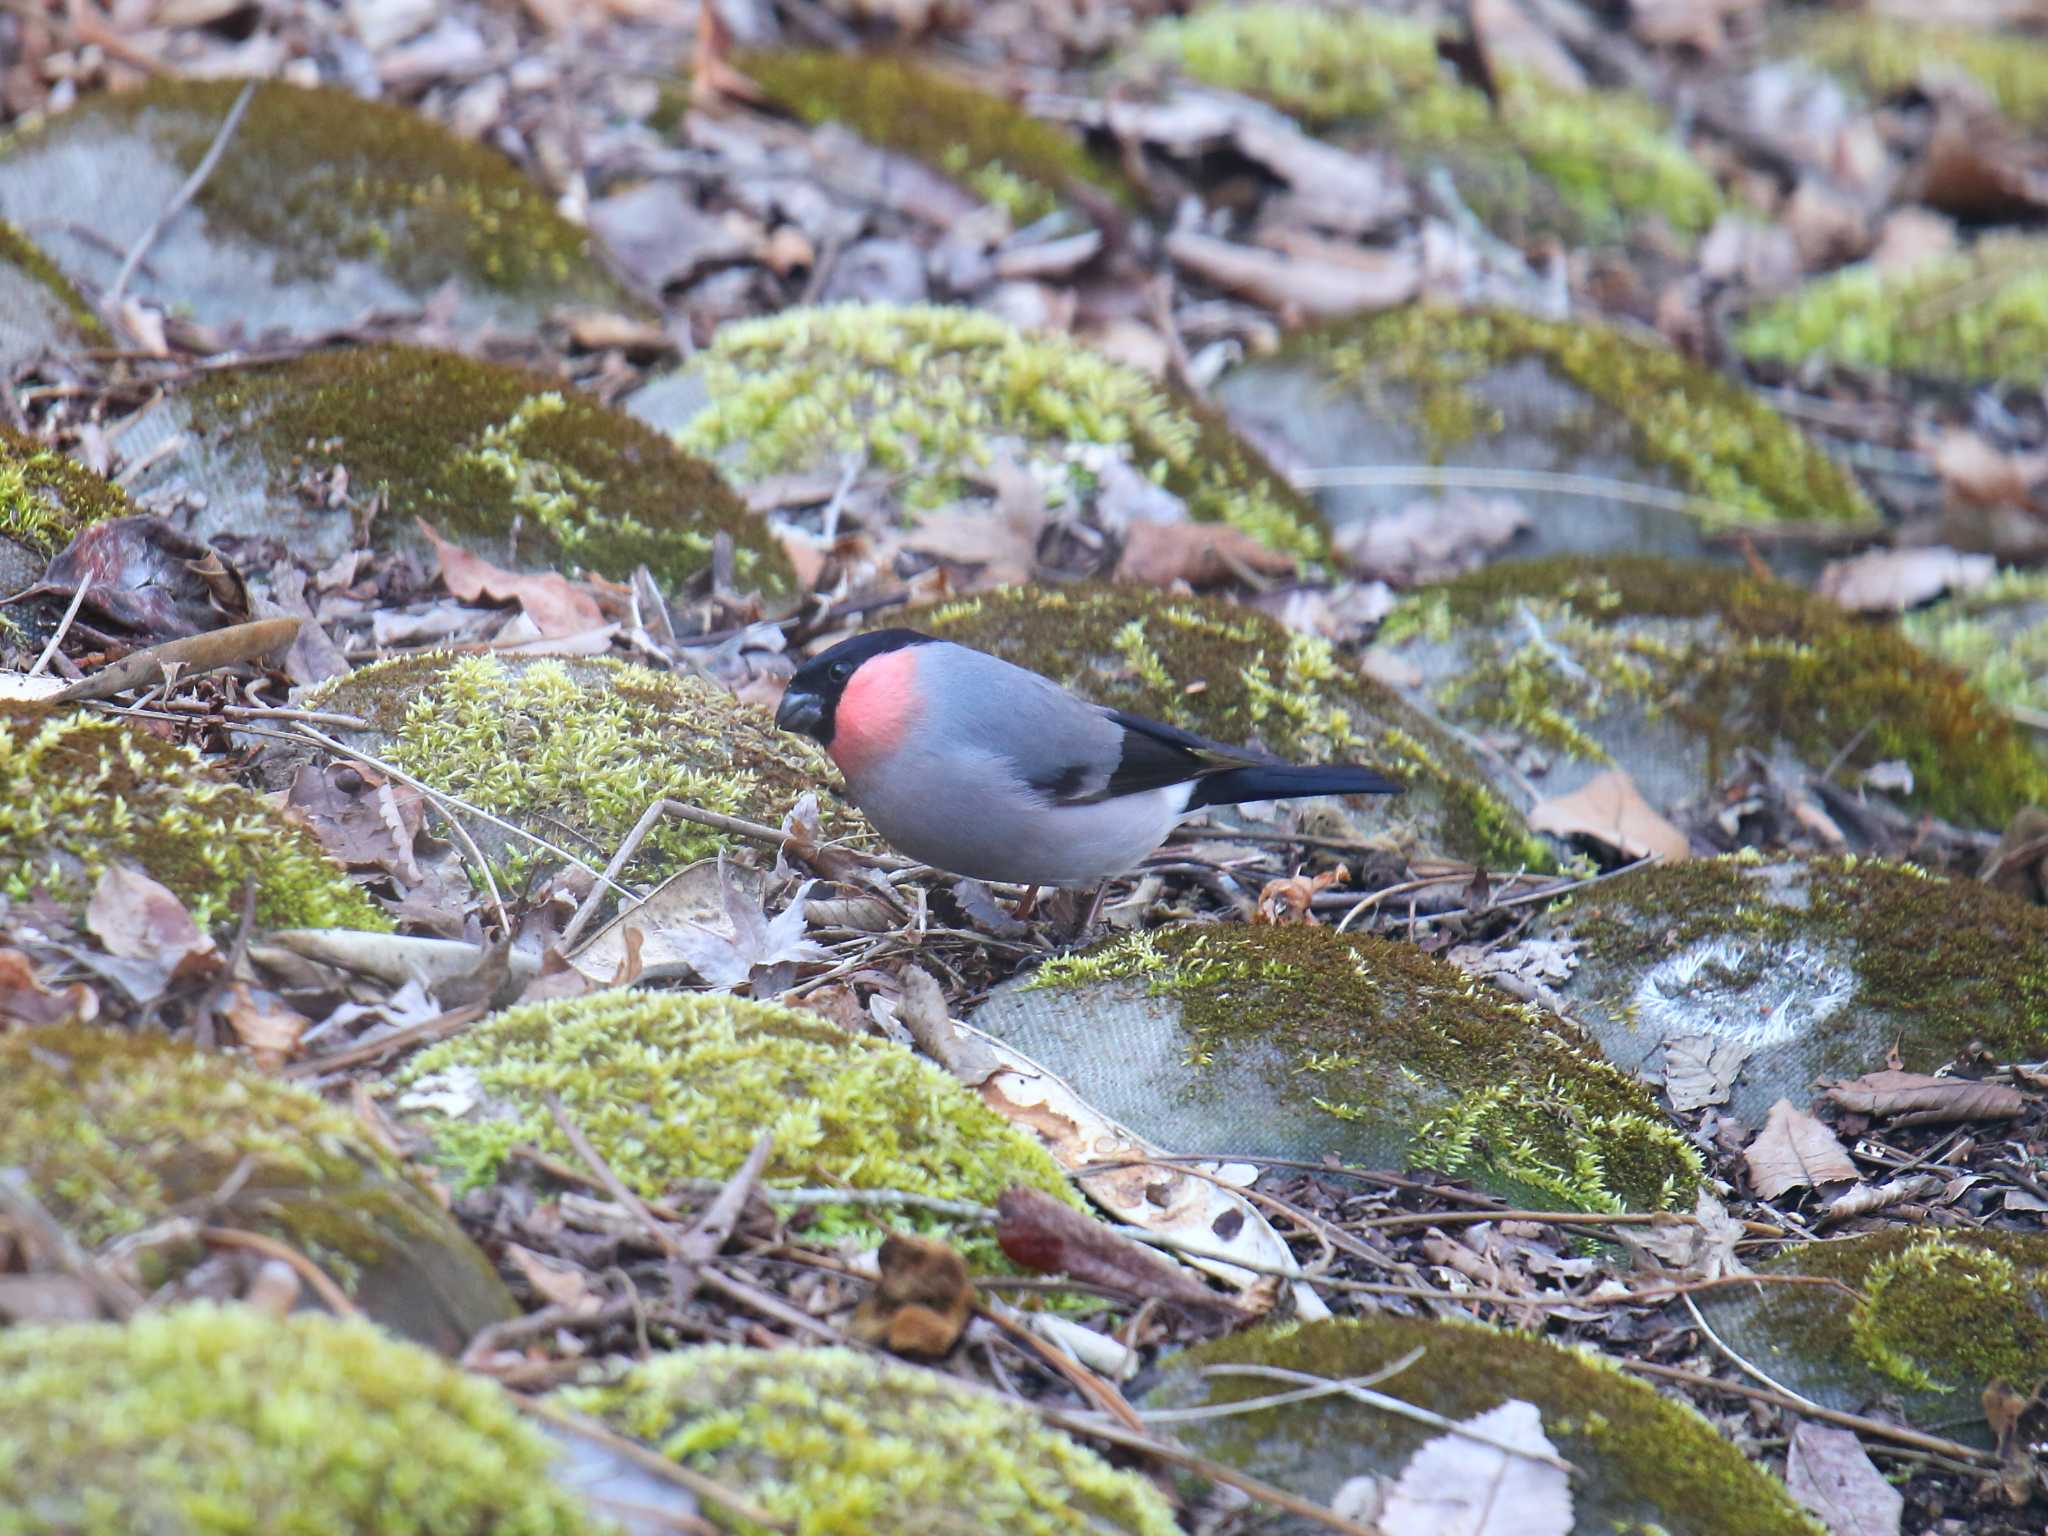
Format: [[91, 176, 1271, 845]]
[[774, 628, 1402, 887]]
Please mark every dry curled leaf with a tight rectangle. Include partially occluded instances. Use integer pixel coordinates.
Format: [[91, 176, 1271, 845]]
[[1661, 1033, 1755, 1113], [996, 1186, 1243, 1318], [1822, 1070, 2026, 1125], [417, 520, 605, 639], [848, 1233, 974, 1359], [1256, 864, 1347, 925], [0, 948, 97, 1028], [1745, 1099, 1859, 1199], [1528, 770, 1689, 863], [1114, 520, 1296, 588], [1815, 546, 1995, 613]]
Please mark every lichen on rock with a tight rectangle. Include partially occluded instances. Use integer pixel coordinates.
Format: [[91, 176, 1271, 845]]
[[1737, 237, 2048, 386], [1133, 4, 1722, 241], [660, 302, 1327, 565], [124, 344, 789, 592], [923, 585, 1552, 871], [0, 78, 636, 337], [1703, 1229, 2048, 1443], [737, 50, 1131, 224], [1374, 556, 2046, 829], [1144, 1316, 1823, 1535], [0, 423, 134, 592], [557, 1344, 1179, 1535], [0, 1305, 596, 1535], [1227, 305, 1875, 542], [1794, 13, 2048, 132], [981, 923, 1699, 1214], [0, 1027, 512, 1351], [308, 652, 848, 888], [397, 991, 1080, 1259], [0, 704, 386, 932], [1536, 854, 2048, 1121]]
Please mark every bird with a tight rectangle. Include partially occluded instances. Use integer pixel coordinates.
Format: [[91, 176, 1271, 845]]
[[774, 627, 1403, 893]]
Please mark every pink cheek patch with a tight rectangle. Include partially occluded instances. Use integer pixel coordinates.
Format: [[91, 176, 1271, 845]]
[[830, 647, 922, 774]]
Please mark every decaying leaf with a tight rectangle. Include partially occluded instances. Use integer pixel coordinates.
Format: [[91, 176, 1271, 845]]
[[220, 982, 309, 1069], [1379, 1398, 1574, 1536], [1661, 1033, 1755, 1113], [418, 520, 605, 639], [1114, 520, 1296, 588], [1256, 864, 1347, 925], [996, 1187, 1243, 1319], [1785, 1423, 1904, 1536], [1745, 1099, 1859, 1199], [1620, 1189, 1748, 1281], [849, 1232, 975, 1358], [85, 864, 216, 977], [655, 869, 829, 993], [1528, 770, 1690, 863], [1815, 547, 1995, 613], [0, 949, 98, 1028], [1332, 495, 1530, 586], [1821, 1070, 2027, 1125]]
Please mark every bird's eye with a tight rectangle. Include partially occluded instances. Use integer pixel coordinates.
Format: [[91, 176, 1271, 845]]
[[828, 661, 853, 684]]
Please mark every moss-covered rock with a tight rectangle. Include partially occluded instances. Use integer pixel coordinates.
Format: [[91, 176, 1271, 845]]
[[1703, 1229, 2048, 1445], [0, 1028, 512, 1351], [0, 424, 135, 592], [977, 924, 1699, 1213], [0, 216, 106, 375], [1795, 13, 2048, 132], [1134, 5, 1723, 242], [0, 1305, 596, 1534], [1217, 306, 1874, 566], [1737, 237, 2048, 386], [1144, 1316, 1821, 1535], [1374, 556, 2046, 829], [120, 344, 788, 593], [1903, 567, 2048, 724], [636, 302, 1327, 566], [1, 705, 386, 932], [558, 1344, 1177, 1535], [923, 585, 1552, 871], [396, 991, 1080, 1261], [0, 79, 635, 338], [1532, 854, 2048, 1122], [307, 652, 848, 890], [737, 50, 1130, 225]]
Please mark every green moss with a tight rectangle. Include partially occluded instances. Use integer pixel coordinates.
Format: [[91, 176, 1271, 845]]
[[182, 345, 789, 594], [310, 653, 849, 889], [0, 705, 386, 931], [1738, 237, 2048, 385], [675, 303, 1327, 565], [0, 1305, 596, 1536], [0, 216, 108, 344], [1797, 13, 2048, 131], [1136, 6, 1721, 239], [0, 1027, 510, 1342], [1151, 1317, 1822, 1536], [1033, 924, 1698, 1213], [1904, 567, 2048, 719], [737, 50, 1131, 223], [1301, 306, 1874, 527], [32, 78, 626, 303], [560, 1344, 1177, 1536], [1568, 854, 2048, 1067], [924, 585, 1553, 871], [0, 424, 134, 561], [1384, 556, 2046, 826], [399, 991, 1080, 1256]]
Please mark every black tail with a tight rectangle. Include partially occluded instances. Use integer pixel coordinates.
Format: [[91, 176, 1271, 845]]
[[1186, 763, 1404, 809]]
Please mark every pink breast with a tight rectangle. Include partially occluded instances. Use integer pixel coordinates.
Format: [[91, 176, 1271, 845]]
[[831, 646, 922, 775]]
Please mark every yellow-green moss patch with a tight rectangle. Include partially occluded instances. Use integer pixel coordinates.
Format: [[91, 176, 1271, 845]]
[[309, 653, 848, 889], [559, 1344, 1178, 1536], [0, 1027, 511, 1349], [1705, 1229, 2048, 1440], [0, 1305, 595, 1536], [737, 50, 1131, 223], [674, 303, 1326, 564], [0, 705, 386, 931], [0, 424, 134, 562], [1738, 237, 2048, 386], [1297, 306, 1874, 527], [398, 991, 1080, 1262], [0, 216, 108, 345], [1379, 556, 2046, 826], [1796, 13, 2048, 132], [1135, 5, 1722, 240], [1904, 567, 2048, 721], [924, 585, 1551, 871], [169, 345, 788, 593], [1147, 1316, 1822, 1535], [1018, 924, 1698, 1213]]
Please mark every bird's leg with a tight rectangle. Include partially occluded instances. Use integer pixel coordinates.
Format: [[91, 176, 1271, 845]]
[[1070, 881, 1108, 939], [1012, 884, 1041, 921]]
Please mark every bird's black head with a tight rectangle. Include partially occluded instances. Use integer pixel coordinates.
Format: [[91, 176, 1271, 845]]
[[775, 628, 935, 746]]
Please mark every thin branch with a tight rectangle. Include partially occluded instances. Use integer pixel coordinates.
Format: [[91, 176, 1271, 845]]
[[200, 1226, 358, 1316], [28, 580, 89, 677], [517, 1396, 794, 1532], [108, 79, 258, 309]]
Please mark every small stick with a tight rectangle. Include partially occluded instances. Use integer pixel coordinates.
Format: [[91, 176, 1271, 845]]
[[676, 1132, 774, 1267], [27, 580, 90, 677], [108, 79, 258, 309], [517, 1397, 794, 1532], [200, 1226, 357, 1316]]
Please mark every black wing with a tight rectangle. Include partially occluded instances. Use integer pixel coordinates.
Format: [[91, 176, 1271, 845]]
[[1033, 708, 1265, 804]]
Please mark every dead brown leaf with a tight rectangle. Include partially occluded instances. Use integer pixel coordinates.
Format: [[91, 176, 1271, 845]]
[[1815, 546, 1995, 612], [1822, 1070, 2026, 1125], [505, 1241, 601, 1311], [221, 982, 309, 1070], [848, 1232, 974, 1359], [0, 948, 97, 1028], [43, 515, 250, 641], [1528, 770, 1689, 863], [1785, 1422, 1904, 1536], [1114, 519, 1296, 588], [1931, 429, 2048, 513], [1911, 102, 2048, 220], [85, 864, 215, 975], [1744, 1098, 1859, 1199], [1619, 1190, 1748, 1281], [995, 1186, 1245, 1318], [1332, 494, 1530, 585], [1256, 864, 1347, 925], [417, 520, 605, 638], [1473, 0, 1586, 92], [1165, 229, 1418, 319], [285, 761, 424, 884], [1661, 1033, 1755, 1112]]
